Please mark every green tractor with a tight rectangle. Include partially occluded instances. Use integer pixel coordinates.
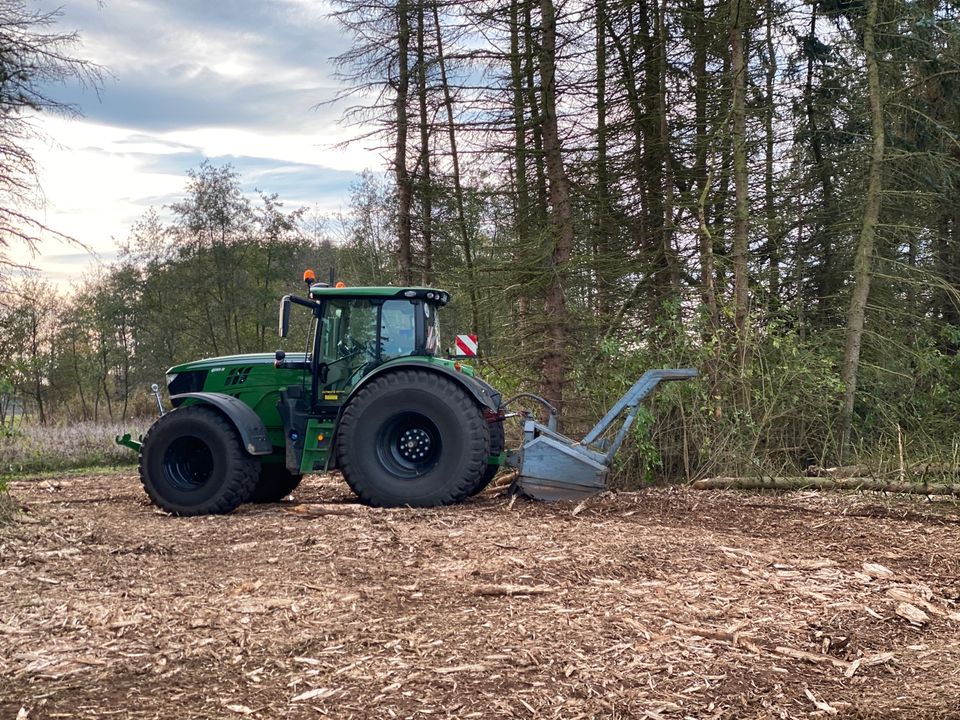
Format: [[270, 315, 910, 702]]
[[118, 275, 696, 515], [119, 278, 503, 515]]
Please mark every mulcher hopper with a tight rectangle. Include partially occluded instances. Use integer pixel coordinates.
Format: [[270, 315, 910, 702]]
[[510, 369, 698, 502]]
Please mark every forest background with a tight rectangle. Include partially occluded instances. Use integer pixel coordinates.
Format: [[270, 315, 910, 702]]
[[2, 0, 959, 483]]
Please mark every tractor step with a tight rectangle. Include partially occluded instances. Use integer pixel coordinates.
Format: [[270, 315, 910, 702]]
[[509, 369, 697, 502]]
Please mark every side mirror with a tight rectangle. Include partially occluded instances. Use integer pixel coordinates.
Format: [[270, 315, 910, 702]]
[[278, 295, 291, 338]]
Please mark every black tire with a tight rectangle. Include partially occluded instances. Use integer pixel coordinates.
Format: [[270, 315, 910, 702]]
[[470, 421, 504, 496], [336, 369, 490, 507], [138, 406, 259, 516], [250, 463, 303, 503]]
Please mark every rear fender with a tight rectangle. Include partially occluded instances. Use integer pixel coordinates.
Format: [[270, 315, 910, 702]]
[[346, 361, 499, 412], [170, 392, 272, 456]]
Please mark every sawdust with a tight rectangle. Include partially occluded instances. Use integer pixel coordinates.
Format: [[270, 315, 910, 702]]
[[2, 474, 960, 719]]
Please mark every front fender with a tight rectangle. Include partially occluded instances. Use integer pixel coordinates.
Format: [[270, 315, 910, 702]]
[[170, 392, 272, 455]]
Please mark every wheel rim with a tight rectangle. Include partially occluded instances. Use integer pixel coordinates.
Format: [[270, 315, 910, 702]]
[[162, 435, 215, 490], [375, 411, 442, 478]]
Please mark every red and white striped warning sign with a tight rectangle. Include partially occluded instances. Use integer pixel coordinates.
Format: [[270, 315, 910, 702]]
[[454, 334, 478, 357]]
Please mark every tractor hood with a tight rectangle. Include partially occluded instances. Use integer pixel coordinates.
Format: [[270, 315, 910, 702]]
[[165, 352, 309, 399], [167, 353, 307, 374]]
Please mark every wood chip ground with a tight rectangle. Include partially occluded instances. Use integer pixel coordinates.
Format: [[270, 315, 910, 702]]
[[2, 473, 960, 718]]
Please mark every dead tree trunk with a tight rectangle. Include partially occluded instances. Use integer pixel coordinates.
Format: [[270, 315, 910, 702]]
[[840, 0, 885, 452], [729, 0, 750, 363], [395, 0, 413, 284], [537, 0, 575, 415], [433, 2, 479, 334], [415, 1, 432, 286]]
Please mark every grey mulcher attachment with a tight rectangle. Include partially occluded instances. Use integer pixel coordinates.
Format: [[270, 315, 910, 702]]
[[507, 369, 698, 502]]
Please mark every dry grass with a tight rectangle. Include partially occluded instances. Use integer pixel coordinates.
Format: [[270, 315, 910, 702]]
[[0, 485, 12, 525], [0, 420, 146, 475], [2, 473, 960, 718]]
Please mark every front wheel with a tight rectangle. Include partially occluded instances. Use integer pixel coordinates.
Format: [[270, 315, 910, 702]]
[[335, 370, 490, 507], [138, 406, 259, 516]]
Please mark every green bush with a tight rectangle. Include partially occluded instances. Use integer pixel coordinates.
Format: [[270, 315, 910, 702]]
[[567, 306, 960, 487]]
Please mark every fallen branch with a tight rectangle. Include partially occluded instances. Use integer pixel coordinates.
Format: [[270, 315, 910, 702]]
[[806, 464, 871, 479], [287, 504, 365, 518], [774, 645, 850, 670], [673, 623, 851, 671], [690, 476, 960, 497], [807, 463, 960, 479], [471, 584, 554, 597]]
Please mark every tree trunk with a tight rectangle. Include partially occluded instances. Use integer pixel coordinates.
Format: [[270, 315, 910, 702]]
[[523, 1, 549, 225], [434, 2, 480, 335], [416, 1, 433, 286], [937, 215, 960, 337], [605, 5, 663, 320], [29, 311, 46, 425], [693, 0, 720, 342], [656, 0, 679, 301], [72, 335, 90, 420], [803, 6, 839, 316], [537, 0, 574, 415], [395, 0, 413, 284], [509, 0, 532, 346], [729, 0, 750, 362], [691, 476, 960, 497], [763, 0, 778, 308], [594, 0, 613, 316], [840, 0, 885, 451]]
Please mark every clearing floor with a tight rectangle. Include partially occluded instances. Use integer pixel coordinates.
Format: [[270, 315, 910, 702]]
[[1, 472, 960, 719]]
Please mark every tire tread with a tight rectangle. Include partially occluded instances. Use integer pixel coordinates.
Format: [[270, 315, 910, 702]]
[[138, 406, 259, 515]]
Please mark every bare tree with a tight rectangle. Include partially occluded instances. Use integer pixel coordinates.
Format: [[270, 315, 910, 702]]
[[0, 0, 102, 277], [538, 0, 575, 413]]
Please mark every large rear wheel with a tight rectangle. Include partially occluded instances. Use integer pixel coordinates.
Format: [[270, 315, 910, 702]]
[[139, 406, 259, 516], [470, 420, 504, 496], [336, 370, 490, 507]]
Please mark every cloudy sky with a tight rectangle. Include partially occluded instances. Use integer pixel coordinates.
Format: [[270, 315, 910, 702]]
[[18, 0, 381, 281]]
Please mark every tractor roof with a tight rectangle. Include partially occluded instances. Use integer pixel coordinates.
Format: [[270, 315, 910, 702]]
[[307, 285, 451, 305]]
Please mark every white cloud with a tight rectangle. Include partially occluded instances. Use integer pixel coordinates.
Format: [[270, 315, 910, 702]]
[[9, 1, 383, 281]]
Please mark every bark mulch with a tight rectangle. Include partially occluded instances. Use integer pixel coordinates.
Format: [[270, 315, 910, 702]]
[[2, 472, 959, 719]]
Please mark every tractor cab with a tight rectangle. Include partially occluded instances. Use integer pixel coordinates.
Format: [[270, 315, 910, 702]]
[[273, 280, 497, 482], [311, 289, 443, 392], [279, 282, 452, 397]]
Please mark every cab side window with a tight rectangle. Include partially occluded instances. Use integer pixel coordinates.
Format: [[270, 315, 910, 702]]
[[380, 301, 417, 360]]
